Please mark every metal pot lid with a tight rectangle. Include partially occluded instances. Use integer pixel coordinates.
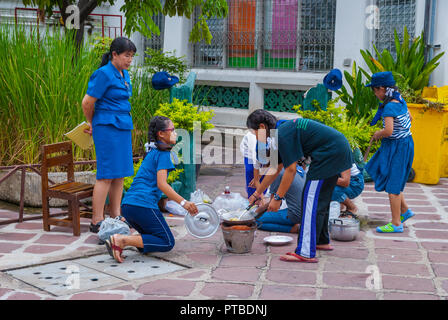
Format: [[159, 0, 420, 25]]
[[184, 203, 220, 238], [329, 218, 360, 226]]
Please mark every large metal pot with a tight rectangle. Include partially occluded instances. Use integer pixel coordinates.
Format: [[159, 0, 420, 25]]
[[329, 217, 360, 242]]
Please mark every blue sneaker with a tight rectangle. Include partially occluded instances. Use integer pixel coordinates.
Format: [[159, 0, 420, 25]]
[[376, 223, 404, 233], [401, 209, 415, 223]]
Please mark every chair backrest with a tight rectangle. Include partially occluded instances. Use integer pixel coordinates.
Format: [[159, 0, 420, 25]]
[[302, 84, 330, 111], [41, 141, 75, 189], [169, 72, 197, 103]]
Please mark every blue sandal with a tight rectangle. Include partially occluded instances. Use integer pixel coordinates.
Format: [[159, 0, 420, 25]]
[[376, 223, 403, 233], [401, 209, 415, 223]]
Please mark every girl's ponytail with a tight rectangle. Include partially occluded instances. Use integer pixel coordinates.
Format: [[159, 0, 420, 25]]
[[99, 51, 111, 68]]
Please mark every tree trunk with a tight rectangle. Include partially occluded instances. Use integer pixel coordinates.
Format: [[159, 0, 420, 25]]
[[59, 0, 98, 53]]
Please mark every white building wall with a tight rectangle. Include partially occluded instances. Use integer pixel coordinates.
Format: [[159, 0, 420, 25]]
[[163, 15, 193, 63], [429, 0, 448, 87]]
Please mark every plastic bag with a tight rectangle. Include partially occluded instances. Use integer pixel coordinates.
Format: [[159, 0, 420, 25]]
[[165, 200, 188, 216], [98, 217, 131, 242], [190, 189, 212, 204], [329, 201, 341, 221], [213, 191, 249, 212]]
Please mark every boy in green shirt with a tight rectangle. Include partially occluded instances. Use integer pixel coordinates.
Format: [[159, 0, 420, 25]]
[[248, 111, 352, 263]]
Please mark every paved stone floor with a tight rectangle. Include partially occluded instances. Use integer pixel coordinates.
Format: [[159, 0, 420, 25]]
[[0, 165, 448, 300]]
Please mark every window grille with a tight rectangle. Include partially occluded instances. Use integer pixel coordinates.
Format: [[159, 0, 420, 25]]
[[374, 0, 416, 55], [143, 13, 165, 53], [192, 0, 336, 72]]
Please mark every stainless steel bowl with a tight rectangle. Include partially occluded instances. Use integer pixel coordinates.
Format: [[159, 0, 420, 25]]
[[329, 218, 360, 242]]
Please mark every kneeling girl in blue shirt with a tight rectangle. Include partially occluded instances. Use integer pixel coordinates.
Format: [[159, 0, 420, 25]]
[[106, 116, 198, 263]]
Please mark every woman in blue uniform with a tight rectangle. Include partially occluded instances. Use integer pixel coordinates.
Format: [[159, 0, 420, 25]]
[[81, 37, 137, 233]]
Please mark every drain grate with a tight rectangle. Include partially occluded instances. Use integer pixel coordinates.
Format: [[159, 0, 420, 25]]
[[74, 252, 186, 281], [6, 250, 187, 296]]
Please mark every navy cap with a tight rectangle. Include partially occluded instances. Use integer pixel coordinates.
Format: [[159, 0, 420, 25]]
[[151, 71, 179, 90], [365, 71, 396, 88], [323, 69, 343, 91]]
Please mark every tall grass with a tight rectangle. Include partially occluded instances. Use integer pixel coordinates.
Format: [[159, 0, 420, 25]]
[[0, 24, 97, 166], [129, 67, 169, 155], [0, 25, 168, 167]]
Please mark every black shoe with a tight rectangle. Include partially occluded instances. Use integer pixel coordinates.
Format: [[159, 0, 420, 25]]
[[89, 221, 102, 233]]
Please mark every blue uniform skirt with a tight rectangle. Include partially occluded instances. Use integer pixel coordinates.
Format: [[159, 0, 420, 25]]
[[93, 124, 134, 180], [365, 135, 414, 195]]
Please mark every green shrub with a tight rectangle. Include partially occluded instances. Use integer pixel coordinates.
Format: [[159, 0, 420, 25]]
[[293, 99, 380, 157], [360, 27, 444, 93], [144, 48, 189, 83], [335, 61, 378, 120], [154, 98, 215, 133]]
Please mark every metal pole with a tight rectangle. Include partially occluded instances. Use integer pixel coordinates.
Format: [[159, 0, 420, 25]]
[[295, 0, 302, 72], [19, 167, 26, 222]]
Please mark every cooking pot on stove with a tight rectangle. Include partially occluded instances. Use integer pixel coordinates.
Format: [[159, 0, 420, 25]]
[[219, 206, 262, 226]]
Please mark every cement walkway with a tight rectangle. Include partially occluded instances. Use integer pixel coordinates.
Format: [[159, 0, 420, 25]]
[[0, 165, 448, 300]]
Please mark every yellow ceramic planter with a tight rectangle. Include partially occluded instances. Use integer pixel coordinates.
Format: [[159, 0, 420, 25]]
[[408, 103, 448, 184]]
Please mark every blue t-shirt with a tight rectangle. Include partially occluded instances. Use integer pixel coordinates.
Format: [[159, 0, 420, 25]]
[[86, 61, 133, 130], [382, 101, 412, 140], [122, 148, 175, 209]]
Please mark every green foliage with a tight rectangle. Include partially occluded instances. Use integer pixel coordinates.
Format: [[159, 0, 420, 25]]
[[144, 48, 189, 83], [155, 98, 215, 133], [91, 36, 113, 59], [167, 168, 184, 184], [129, 68, 170, 155], [293, 99, 380, 156], [335, 61, 378, 120], [0, 25, 170, 166], [121, 0, 228, 44], [360, 26, 445, 93], [0, 25, 99, 166], [123, 158, 184, 191], [21, 0, 228, 44]]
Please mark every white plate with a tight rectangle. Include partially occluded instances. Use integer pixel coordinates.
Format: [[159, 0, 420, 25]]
[[263, 235, 293, 246]]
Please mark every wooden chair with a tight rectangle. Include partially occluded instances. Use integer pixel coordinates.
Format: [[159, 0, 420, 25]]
[[41, 141, 94, 236]]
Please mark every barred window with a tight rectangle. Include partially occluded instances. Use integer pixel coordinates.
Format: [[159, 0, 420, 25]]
[[374, 0, 416, 55], [143, 13, 165, 53], [193, 0, 337, 72]]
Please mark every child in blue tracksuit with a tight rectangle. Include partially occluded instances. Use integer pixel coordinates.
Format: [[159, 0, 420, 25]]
[[105, 116, 198, 263], [365, 72, 415, 233]]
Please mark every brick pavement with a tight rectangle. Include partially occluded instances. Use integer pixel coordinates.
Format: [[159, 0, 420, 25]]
[[0, 165, 447, 300]]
